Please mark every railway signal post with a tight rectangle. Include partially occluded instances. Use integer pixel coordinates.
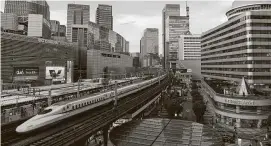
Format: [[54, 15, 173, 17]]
[[114, 81, 118, 107]]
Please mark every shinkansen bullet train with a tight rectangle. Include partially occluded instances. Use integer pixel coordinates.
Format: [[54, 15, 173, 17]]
[[16, 75, 166, 133]]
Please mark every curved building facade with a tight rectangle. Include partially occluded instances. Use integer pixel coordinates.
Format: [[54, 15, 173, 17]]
[[226, 0, 271, 20], [201, 0, 271, 130], [87, 21, 129, 53], [1, 32, 75, 86], [201, 79, 271, 129], [201, 0, 271, 87]]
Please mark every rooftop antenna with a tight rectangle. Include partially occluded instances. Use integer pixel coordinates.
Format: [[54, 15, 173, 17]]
[[186, 1, 189, 17]]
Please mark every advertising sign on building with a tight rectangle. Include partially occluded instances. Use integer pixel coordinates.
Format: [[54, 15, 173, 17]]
[[45, 66, 65, 82], [13, 67, 39, 81]]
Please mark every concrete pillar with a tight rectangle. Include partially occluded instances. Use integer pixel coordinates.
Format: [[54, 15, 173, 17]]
[[236, 118, 241, 128], [236, 105, 240, 113], [257, 119, 262, 128], [48, 89, 52, 106], [220, 103, 224, 109], [221, 115, 225, 123], [257, 107, 261, 114], [103, 125, 110, 146]]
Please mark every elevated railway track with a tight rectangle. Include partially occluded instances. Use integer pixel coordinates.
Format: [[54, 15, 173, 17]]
[[4, 77, 169, 146]]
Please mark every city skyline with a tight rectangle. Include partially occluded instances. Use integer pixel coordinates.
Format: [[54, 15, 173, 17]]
[[0, 0, 233, 54]]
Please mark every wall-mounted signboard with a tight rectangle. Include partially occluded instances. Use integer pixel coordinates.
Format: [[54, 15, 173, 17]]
[[13, 67, 39, 81], [45, 66, 65, 82]]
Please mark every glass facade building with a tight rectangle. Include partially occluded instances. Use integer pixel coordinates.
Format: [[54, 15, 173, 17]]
[[87, 21, 129, 53], [162, 4, 180, 69], [67, 4, 90, 44], [165, 15, 190, 69], [4, 0, 50, 22], [96, 4, 113, 30]]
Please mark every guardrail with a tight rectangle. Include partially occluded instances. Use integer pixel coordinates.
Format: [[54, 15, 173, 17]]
[[10, 76, 169, 146]]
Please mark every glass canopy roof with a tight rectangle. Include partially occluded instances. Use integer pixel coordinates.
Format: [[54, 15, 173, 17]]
[[110, 118, 224, 146]]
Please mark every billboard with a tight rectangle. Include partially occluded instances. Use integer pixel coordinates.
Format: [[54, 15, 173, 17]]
[[13, 67, 39, 81], [46, 66, 65, 82]]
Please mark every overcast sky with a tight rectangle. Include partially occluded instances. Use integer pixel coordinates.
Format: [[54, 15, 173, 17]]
[[0, 0, 235, 54]]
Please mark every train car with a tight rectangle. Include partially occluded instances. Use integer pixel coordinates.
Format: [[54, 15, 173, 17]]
[[16, 75, 166, 133]]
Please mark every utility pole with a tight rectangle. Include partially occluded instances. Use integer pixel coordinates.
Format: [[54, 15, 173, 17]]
[[48, 86, 52, 106], [114, 81, 118, 108]]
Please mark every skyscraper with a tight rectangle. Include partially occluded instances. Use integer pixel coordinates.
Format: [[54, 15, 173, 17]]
[[140, 28, 159, 67], [141, 28, 159, 57], [50, 20, 60, 36], [4, 0, 50, 21], [96, 4, 113, 30], [163, 4, 190, 69], [162, 4, 180, 69], [67, 4, 90, 45], [3, 0, 51, 38]]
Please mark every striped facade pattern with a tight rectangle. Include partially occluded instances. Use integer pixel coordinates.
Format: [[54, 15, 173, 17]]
[[1, 32, 76, 85], [201, 11, 271, 86]]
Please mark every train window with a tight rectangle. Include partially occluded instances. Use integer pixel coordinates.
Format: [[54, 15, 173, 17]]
[[38, 109, 52, 115], [72, 106, 74, 110]]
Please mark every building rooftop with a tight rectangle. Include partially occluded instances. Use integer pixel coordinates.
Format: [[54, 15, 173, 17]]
[[231, 0, 271, 10], [110, 118, 224, 146], [204, 79, 271, 100]]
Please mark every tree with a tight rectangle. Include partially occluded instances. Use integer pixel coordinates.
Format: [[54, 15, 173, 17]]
[[192, 100, 206, 123]]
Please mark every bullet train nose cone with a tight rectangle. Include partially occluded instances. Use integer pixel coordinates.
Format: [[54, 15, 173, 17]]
[[16, 125, 27, 133]]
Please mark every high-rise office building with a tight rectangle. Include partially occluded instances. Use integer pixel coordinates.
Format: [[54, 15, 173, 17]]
[[50, 20, 60, 36], [1, 13, 18, 31], [162, 4, 180, 69], [59, 25, 66, 37], [140, 28, 160, 67], [178, 34, 201, 60], [96, 4, 113, 30], [201, 1, 271, 87], [3, 0, 51, 38], [165, 15, 190, 69], [200, 0, 271, 131], [142, 28, 159, 55], [67, 4, 90, 45], [4, 0, 50, 22], [162, 4, 190, 69]]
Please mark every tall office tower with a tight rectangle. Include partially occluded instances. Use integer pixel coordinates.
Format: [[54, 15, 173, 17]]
[[4, 0, 50, 21], [165, 15, 190, 69], [4, 0, 51, 38], [125, 41, 129, 52], [67, 4, 90, 45], [50, 20, 60, 36], [1, 13, 18, 31], [140, 28, 159, 67], [178, 34, 201, 60], [96, 4, 113, 30], [59, 25, 66, 37], [162, 4, 180, 69], [201, 1, 271, 87]]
